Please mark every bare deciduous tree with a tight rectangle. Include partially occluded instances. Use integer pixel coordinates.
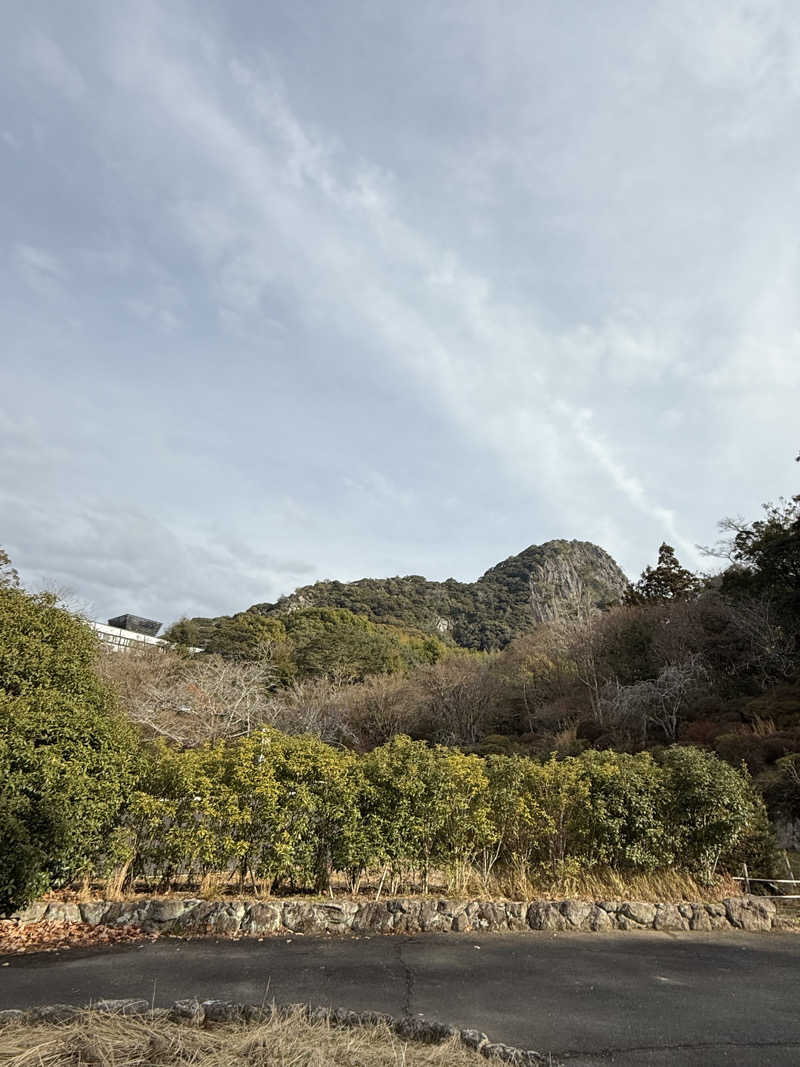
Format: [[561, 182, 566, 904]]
[[411, 656, 497, 745], [601, 654, 709, 743], [98, 646, 281, 746], [725, 595, 798, 687]]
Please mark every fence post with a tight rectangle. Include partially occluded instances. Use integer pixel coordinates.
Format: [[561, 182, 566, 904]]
[[784, 851, 796, 888], [743, 863, 750, 895]]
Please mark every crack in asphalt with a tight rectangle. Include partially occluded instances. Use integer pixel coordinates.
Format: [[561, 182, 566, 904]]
[[557, 1039, 800, 1060], [394, 939, 414, 1017]]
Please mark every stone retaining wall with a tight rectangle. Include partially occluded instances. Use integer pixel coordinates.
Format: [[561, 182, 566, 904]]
[[0, 999, 550, 1065], [10, 894, 779, 934]]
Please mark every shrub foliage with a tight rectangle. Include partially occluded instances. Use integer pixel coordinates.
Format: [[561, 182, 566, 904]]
[[0, 585, 138, 912], [118, 732, 764, 896]]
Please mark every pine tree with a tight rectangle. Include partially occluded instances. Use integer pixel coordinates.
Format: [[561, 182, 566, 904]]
[[625, 543, 700, 604]]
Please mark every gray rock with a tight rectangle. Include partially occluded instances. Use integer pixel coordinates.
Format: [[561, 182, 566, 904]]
[[561, 900, 593, 930], [343, 1009, 392, 1027], [94, 900, 121, 924], [418, 900, 450, 932], [94, 998, 150, 1015], [724, 896, 776, 932], [352, 902, 395, 933], [329, 1007, 359, 1026], [619, 902, 657, 927], [588, 905, 613, 931], [9, 902, 47, 923], [688, 904, 712, 932], [177, 901, 245, 935], [311, 901, 358, 932], [702, 902, 729, 930], [0, 1010, 29, 1026], [145, 899, 190, 925], [596, 900, 622, 914], [653, 903, 689, 932], [506, 902, 528, 931], [527, 901, 566, 931], [79, 901, 109, 926], [473, 901, 508, 930], [519, 1053, 547, 1066], [9, 893, 760, 946], [32, 1004, 83, 1023], [386, 897, 413, 913], [174, 901, 215, 932], [276, 1002, 310, 1020], [207, 902, 246, 934], [394, 1015, 457, 1043], [482, 1041, 525, 1062], [392, 900, 422, 934], [242, 902, 282, 934], [43, 902, 82, 924], [282, 902, 320, 934], [482, 1043, 545, 1065], [461, 1028, 489, 1051], [170, 998, 205, 1023], [202, 1000, 244, 1023], [330, 1007, 391, 1027], [101, 901, 141, 926]]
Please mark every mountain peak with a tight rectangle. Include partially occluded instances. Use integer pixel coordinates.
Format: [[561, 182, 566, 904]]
[[246, 539, 629, 651]]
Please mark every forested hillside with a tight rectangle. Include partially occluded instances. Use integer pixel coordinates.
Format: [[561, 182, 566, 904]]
[[2, 474, 798, 912], [169, 538, 629, 655], [148, 482, 800, 849]]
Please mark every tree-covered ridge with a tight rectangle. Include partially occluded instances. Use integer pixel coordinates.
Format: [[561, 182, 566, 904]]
[[166, 605, 449, 681], [198, 539, 630, 654]]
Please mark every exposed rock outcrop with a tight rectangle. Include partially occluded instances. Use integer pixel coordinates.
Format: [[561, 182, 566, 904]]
[[241, 539, 630, 651]]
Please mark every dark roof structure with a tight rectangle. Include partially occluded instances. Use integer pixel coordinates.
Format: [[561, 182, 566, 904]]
[[107, 614, 162, 637]]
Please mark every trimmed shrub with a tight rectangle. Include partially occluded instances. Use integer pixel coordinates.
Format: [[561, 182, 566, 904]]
[[0, 691, 138, 911], [0, 586, 138, 912]]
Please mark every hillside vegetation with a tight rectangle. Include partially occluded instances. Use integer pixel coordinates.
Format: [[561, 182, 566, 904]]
[[133, 479, 800, 851], [1, 473, 798, 912], [168, 539, 629, 655]]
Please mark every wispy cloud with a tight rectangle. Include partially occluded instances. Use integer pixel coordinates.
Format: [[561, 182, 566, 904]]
[[25, 33, 86, 101], [2, 0, 798, 620]]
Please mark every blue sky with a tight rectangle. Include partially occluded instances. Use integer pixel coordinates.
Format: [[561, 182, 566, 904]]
[[2, 1, 798, 626]]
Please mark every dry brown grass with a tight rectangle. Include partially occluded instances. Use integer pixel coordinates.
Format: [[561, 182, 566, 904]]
[[0, 1010, 484, 1066], [48, 862, 738, 911], [490, 867, 740, 904]]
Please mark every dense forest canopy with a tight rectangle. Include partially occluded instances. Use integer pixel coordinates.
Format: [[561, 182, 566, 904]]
[[167, 538, 630, 656]]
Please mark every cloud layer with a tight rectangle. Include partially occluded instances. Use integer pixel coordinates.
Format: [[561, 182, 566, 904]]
[[2, 0, 798, 625]]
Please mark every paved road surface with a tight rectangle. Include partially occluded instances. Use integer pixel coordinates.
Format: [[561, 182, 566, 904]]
[[2, 932, 799, 1065]]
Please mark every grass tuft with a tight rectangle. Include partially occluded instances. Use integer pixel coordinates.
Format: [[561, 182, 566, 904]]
[[0, 1008, 486, 1066]]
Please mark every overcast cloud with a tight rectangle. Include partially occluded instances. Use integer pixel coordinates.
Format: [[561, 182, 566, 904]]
[[2, 0, 798, 626]]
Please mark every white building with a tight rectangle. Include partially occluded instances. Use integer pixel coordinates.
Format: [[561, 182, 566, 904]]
[[89, 613, 202, 653], [89, 619, 170, 652]]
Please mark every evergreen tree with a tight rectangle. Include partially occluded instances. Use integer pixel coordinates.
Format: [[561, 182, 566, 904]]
[[625, 543, 700, 604]]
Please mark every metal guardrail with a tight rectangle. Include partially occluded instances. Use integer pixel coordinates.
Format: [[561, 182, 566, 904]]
[[734, 861, 800, 899]]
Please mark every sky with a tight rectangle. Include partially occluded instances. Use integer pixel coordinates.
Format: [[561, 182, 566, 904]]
[[2, 0, 799, 628]]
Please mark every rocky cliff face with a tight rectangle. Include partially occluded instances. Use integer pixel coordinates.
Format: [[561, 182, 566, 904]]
[[252, 539, 629, 651]]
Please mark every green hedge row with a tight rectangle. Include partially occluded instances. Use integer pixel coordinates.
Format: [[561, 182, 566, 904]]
[[125, 731, 766, 893], [1, 698, 767, 910]]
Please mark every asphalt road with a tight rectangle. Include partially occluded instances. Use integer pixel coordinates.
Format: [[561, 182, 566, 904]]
[[2, 931, 799, 1065]]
